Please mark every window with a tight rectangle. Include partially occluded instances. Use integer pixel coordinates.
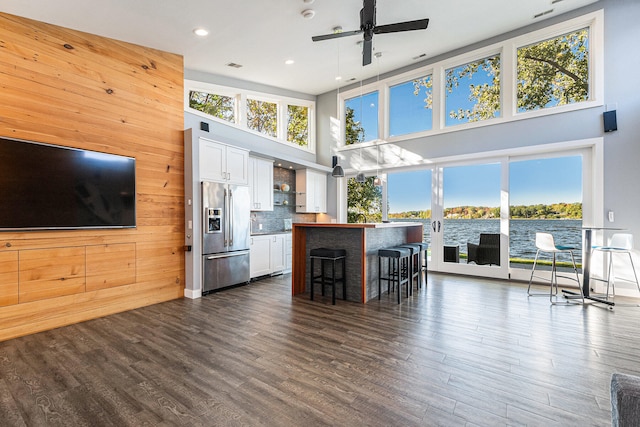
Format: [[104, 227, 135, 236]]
[[246, 98, 277, 138], [517, 28, 589, 113], [345, 91, 379, 144], [188, 90, 235, 123], [389, 76, 433, 136], [445, 54, 501, 126], [185, 80, 316, 153], [287, 105, 309, 147]]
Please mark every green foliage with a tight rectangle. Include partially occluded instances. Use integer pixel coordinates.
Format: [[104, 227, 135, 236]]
[[388, 202, 582, 220], [438, 27, 588, 122], [246, 99, 277, 137], [510, 202, 582, 219], [287, 105, 309, 147], [189, 91, 235, 123], [411, 76, 433, 110], [517, 28, 589, 111], [347, 177, 382, 223], [446, 54, 501, 122], [345, 107, 365, 145]]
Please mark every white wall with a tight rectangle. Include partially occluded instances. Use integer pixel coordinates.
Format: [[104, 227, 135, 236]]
[[314, 0, 640, 293]]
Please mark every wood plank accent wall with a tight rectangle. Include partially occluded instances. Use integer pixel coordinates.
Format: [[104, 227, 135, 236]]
[[0, 13, 185, 341]]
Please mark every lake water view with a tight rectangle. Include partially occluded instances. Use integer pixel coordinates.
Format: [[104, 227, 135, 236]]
[[391, 218, 583, 264]]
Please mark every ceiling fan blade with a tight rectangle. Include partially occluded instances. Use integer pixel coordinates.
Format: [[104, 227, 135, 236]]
[[361, 0, 376, 27], [362, 38, 373, 66], [312, 29, 362, 42], [374, 18, 429, 34]]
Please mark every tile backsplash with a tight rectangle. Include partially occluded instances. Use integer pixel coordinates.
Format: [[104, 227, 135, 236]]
[[251, 166, 316, 234]]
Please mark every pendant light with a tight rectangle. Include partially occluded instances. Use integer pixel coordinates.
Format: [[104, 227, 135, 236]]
[[332, 155, 344, 177], [331, 36, 345, 178], [373, 52, 382, 187], [373, 145, 382, 186], [355, 146, 366, 183]]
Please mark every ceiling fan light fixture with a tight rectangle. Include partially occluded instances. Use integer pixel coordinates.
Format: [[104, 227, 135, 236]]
[[311, 0, 429, 66]]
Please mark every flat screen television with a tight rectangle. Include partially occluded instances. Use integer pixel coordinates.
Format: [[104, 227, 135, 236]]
[[0, 137, 136, 231]]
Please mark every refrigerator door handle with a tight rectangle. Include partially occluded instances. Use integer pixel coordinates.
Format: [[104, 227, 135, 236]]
[[229, 188, 234, 246], [206, 250, 249, 260], [223, 189, 228, 247]]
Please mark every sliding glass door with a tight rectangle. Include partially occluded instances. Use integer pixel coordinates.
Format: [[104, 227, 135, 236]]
[[381, 146, 593, 281]]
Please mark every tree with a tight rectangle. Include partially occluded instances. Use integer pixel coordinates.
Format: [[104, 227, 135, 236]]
[[189, 91, 234, 123], [347, 177, 382, 223], [441, 27, 588, 122], [446, 55, 501, 122], [344, 105, 381, 222], [345, 106, 365, 146], [287, 105, 309, 147], [517, 28, 589, 111], [246, 99, 277, 137]]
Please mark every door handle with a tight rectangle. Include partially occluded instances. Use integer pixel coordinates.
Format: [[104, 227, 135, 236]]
[[437, 221, 441, 232], [432, 221, 436, 232], [229, 189, 234, 246]]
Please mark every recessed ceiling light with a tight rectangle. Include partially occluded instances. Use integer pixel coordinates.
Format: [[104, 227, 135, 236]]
[[335, 76, 342, 81], [301, 9, 315, 19], [193, 28, 209, 37], [285, 59, 295, 65], [303, 0, 315, 4]]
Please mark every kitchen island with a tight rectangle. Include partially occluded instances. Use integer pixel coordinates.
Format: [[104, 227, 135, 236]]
[[292, 222, 424, 303]]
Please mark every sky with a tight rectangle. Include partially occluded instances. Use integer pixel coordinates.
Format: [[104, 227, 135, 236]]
[[348, 59, 582, 214], [387, 156, 582, 213]]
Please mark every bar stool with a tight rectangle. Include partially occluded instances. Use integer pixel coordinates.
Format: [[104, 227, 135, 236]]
[[398, 243, 421, 292], [591, 233, 640, 299], [378, 246, 411, 303], [309, 248, 346, 305], [404, 242, 428, 288], [527, 232, 583, 304]]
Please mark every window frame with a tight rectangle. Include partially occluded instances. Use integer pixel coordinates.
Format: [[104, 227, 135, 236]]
[[336, 10, 603, 150], [184, 80, 316, 153]]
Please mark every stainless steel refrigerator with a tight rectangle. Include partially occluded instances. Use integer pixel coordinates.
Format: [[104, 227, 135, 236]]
[[201, 180, 250, 294]]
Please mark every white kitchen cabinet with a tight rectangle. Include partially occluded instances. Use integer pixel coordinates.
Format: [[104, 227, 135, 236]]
[[284, 233, 292, 273], [250, 235, 271, 278], [295, 169, 327, 213], [270, 234, 285, 274], [248, 157, 273, 211], [250, 233, 289, 278], [199, 138, 248, 185]]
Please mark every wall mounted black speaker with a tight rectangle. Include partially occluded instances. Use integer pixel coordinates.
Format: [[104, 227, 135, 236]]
[[603, 110, 617, 132], [200, 121, 210, 132]]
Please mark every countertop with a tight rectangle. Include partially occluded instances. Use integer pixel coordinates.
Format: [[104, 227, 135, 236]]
[[292, 222, 422, 229], [250, 230, 292, 236]]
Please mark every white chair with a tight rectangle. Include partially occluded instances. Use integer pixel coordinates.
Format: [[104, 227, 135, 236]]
[[528, 232, 583, 304], [591, 233, 640, 299]]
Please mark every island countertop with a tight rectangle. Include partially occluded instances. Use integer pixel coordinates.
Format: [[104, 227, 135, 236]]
[[292, 222, 422, 229], [292, 222, 423, 303]]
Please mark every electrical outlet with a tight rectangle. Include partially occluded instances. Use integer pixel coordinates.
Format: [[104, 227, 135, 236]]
[[259, 223, 263, 230]]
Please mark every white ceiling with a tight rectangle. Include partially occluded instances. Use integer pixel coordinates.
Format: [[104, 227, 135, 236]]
[[0, 0, 599, 95]]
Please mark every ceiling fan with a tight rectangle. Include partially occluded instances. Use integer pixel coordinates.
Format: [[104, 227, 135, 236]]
[[311, 0, 429, 66]]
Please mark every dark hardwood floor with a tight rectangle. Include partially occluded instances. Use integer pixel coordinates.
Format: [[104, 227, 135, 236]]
[[0, 273, 638, 426]]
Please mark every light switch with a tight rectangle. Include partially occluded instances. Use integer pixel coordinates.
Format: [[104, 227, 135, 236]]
[[608, 210, 615, 222]]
